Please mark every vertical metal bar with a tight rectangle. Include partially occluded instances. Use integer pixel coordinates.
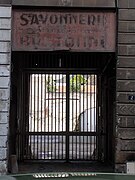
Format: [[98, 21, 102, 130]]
[[18, 53, 23, 159], [22, 72, 25, 160], [36, 75, 38, 158], [33, 74, 36, 159], [47, 74, 50, 159], [25, 72, 29, 160], [62, 74, 64, 159], [51, 74, 53, 132], [41, 74, 43, 159], [44, 74, 46, 159], [34, 74, 37, 158], [20, 71, 24, 160], [46, 74, 50, 159], [30, 74, 32, 159], [37, 74, 40, 159], [90, 75, 92, 158], [58, 73, 60, 132], [54, 73, 56, 132], [94, 75, 97, 160], [66, 73, 69, 161], [70, 75, 73, 159], [87, 74, 89, 159], [93, 74, 95, 160], [83, 74, 85, 132], [76, 74, 78, 133], [79, 75, 81, 159], [40, 74, 42, 130], [83, 74, 85, 159], [17, 69, 20, 160], [55, 73, 57, 159], [26, 74, 29, 159], [92, 75, 95, 160], [97, 74, 101, 161], [78, 135, 80, 159], [58, 73, 60, 159], [51, 73, 53, 159], [74, 74, 77, 159], [53, 77, 55, 160], [71, 74, 73, 132], [48, 74, 50, 133]]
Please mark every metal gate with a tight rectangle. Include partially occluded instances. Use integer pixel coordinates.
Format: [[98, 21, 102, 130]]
[[15, 51, 113, 162], [18, 71, 100, 161]]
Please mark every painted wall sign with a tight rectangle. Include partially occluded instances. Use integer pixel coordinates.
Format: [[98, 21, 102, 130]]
[[12, 10, 116, 52]]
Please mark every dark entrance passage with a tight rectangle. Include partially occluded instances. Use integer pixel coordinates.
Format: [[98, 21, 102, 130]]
[[10, 52, 116, 165]]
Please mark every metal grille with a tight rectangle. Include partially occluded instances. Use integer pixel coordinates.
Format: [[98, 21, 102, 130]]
[[18, 72, 98, 161]]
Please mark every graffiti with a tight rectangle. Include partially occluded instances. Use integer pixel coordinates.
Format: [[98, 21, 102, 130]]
[[13, 11, 116, 51]]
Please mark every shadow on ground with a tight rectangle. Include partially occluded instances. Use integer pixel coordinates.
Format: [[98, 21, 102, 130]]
[[18, 162, 114, 174]]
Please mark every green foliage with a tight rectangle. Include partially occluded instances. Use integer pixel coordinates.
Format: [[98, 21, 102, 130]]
[[46, 76, 56, 92], [70, 75, 87, 92], [46, 74, 87, 93]]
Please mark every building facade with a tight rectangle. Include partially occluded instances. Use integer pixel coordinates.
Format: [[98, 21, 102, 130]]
[[0, 0, 135, 174]]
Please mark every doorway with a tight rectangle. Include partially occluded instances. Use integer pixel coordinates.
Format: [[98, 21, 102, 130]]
[[10, 52, 116, 164]]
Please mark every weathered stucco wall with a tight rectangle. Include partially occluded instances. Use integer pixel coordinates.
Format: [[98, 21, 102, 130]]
[[0, 6, 11, 174], [12, 0, 115, 7], [116, 0, 135, 172]]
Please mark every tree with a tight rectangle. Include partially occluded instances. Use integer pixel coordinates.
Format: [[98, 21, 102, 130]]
[[46, 75, 56, 92], [70, 74, 87, 92]]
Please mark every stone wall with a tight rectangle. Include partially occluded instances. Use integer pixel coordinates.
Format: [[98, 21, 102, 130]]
[[0, 6, 11, 174], [116, 0, 135, 172]]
